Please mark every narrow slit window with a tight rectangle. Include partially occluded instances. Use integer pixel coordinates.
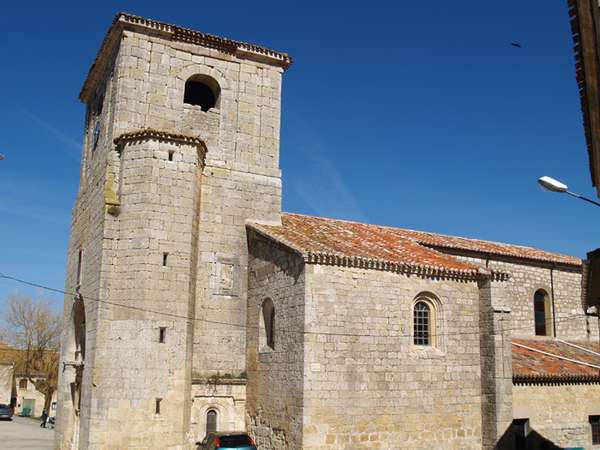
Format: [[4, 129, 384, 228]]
[[76, 249, 83, 286], [155, 398, 162, 415], [534, 289, 552, 336], [159, 327, 166, 344], [168, 150, 174, 162], [162, 253, 168, 267], [260, 298, 275, 350]]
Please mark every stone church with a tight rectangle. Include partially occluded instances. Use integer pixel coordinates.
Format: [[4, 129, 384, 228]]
[[56, 12, 600, 450]]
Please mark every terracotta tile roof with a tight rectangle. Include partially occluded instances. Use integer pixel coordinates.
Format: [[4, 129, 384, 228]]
[[247, 214, 581, 279], [512, 338, 600, 383], [395, 228, 581, 266], [81, 12, 292, 102]]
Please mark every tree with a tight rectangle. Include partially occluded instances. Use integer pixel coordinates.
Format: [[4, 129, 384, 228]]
[[1, 294, 62, 413]]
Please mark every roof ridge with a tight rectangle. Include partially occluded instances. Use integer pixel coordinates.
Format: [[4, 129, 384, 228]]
[[281, 212, 581, 265]]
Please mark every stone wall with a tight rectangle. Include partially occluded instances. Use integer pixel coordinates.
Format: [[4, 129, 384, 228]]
[[246, 231, 306, 450], [83, 135, 204, 449], [56, 39, 118, 450], [111, 26, 284, 378], [190, 379, 246, 443], [300, 264, 485, 450], [446, 252, 595, 341], [479, 278, 514, 449], [513, 382, 600, 449], [58, 18, 286, 449]]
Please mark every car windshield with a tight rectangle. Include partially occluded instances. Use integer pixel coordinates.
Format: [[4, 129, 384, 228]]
[[220, 435, 252, 446]]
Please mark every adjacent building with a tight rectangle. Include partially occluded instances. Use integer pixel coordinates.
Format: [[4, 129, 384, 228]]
[[56, 12, 600, 450], [0, 344, 57, 418], [0, 362, 14, 408], [569, 0, 600, 195], [14, 375, 57, 418]]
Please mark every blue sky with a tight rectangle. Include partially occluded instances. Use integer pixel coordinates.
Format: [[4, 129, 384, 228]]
[[0, 0, 597, 308]]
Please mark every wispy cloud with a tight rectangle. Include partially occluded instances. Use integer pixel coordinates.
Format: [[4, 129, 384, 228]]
[[20, 107, 81, 161], [289, 120, 368, 222], [0, 203, 70, 227]]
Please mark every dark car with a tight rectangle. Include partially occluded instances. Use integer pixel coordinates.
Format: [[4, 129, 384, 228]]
[[197, 431, 257, 450], [0, 404, 13, 420]]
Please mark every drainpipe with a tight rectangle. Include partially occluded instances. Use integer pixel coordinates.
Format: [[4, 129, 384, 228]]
[[550, 265, 557, 338]]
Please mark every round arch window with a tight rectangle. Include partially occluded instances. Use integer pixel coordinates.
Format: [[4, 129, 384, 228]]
[[206, 409, 217, 434], [184, 75, 220, 111]]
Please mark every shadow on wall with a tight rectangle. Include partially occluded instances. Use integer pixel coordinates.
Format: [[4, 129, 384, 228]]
[[496, 423, 567, 450]]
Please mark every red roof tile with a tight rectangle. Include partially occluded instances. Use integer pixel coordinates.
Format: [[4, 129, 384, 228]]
[[248, 214, 581, 279], [512, 338, 600, 382], [397, 228, 581, 266]]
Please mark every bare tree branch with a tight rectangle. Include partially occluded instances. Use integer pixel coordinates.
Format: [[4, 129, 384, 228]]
[[1, 295, 62, 413]]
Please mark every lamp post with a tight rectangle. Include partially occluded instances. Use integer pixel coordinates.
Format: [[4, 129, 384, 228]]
[[537, 176, 600, 207], [539, 176, 600, 363]]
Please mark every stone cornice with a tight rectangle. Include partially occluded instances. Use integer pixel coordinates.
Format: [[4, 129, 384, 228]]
[[80, 12, 292, 102], [192, 377, 246, 386], [113, 129, 207, 153], [513, 374, 600, 385], [247, 225, 511, 282], [304, 251, 481, 281]]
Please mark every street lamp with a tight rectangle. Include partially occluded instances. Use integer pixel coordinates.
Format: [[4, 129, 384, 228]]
[[539, 176, 600, 358], [538, 176, 600, 207]]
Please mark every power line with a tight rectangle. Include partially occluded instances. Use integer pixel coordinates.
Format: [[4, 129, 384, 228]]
[[0, 272, 594, 340]]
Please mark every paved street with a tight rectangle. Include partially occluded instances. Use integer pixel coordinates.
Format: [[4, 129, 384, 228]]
[[0, 416, 54, 450]]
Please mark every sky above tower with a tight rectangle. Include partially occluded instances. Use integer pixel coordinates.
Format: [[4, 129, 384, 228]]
[[0, 0, 597, 306]]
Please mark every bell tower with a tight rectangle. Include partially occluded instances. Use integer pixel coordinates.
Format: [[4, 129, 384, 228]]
[[56, 13, 291, 449]]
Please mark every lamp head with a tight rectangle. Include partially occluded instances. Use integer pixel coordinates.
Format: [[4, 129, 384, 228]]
[[538, 176, 568, 193]]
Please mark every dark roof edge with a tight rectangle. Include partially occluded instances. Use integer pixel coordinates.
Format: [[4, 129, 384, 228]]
[[113, 129, 207, 151], [513, 374, 600, 385]]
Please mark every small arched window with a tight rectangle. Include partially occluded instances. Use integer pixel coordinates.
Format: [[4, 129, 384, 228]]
[[206, 409, 217, 434], [534, 289, 552, 336], [184, 75, 220, 111], [414, 301, 431, 346], [260, 298, 275, 351]]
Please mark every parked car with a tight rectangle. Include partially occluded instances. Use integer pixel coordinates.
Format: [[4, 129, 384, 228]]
[[197, 431, 257, 450], [0, 404, 13, 420]]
